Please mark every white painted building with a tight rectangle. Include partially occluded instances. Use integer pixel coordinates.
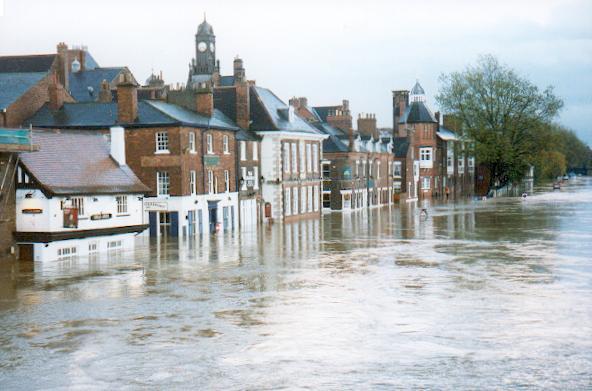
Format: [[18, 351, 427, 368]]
[[15, 128, 149, 262], [250, 87, 327, 221]]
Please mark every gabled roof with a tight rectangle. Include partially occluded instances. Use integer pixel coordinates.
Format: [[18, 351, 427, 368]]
[[399, 101, 437, 124], [20, 130, 149, 195], [0, 54, 56, 73], [393, 137, 410, 158], [0, 72, 47, 109], [68, 67, 125, 102], [250, 86, 321, 134], [437, 126, 458, 141]]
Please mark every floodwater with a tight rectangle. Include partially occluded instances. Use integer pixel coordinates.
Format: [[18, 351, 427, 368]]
[[1, 180, 591, 390]]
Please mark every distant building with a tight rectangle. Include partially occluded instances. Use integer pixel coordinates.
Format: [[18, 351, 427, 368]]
[[14, 128, 149, 262]]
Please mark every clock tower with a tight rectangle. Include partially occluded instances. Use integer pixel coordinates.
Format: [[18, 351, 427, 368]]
[[188, 16, 218, 84]]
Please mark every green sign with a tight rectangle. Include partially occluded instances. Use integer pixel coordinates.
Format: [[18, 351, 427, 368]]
[[204, 155, 220, 166]]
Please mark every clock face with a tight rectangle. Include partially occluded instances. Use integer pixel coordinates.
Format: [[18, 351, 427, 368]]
[[209, 42, 215, 52], [198, 42, 207, 52]]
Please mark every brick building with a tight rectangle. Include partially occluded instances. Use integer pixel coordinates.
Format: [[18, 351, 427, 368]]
[[28, 71, 241, 236]]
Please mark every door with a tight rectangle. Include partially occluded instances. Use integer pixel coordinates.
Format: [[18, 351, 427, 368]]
[[149, 212, 157, 237], [223, 206, 229, 232], [188, 210, 195, 236], [209, 206, 217, 233], [19, 244, 34, 261], [170, 212, 179, 237]]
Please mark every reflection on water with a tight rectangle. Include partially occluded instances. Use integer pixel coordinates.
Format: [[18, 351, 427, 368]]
[[1, 179, 591, 389]]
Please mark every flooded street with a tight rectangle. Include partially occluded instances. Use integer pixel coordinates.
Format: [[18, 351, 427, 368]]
[[1, 179, 591, 390]]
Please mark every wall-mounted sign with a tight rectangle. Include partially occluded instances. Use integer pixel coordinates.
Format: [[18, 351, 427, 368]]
[[204, 155, 220, 166], [63, 207, 78, 228], [22, 208, 42, 214], [91, 213, 112, 221], [144, 201, 168, 211]]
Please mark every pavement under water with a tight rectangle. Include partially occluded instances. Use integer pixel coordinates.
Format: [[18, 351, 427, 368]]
[[0, 178, 591, 389]]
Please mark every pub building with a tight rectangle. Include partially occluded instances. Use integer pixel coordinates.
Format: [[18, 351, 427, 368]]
[[14, 128, 149, 262]]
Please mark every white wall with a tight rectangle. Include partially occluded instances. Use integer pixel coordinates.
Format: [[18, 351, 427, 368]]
[[16, 189, 144, 232]]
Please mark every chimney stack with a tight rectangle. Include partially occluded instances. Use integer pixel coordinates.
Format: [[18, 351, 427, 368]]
[[392, 90, 409, 137], [110, 126, 126, 166], [349, 127, 355, 152], [233, 56, 246, 84], [357, 113, 377, 139], [48, 74, 64, 111], [116, 71, 138, 123], [98, 79, 112, 103], [435, 111, 441, 130], [195, 82, 214, 117], [56, 42, 69, 92]]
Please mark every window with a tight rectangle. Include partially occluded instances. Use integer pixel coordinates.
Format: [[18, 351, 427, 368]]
[[240, 141, 246, 160], [307, 186, 313, 212], [223, 135, 229, 154], [156, 131, 169, 152], [376, 161, 381, 179], [190, 170, 196, 195], [313, 185, 319, 211], [57, 246, 77, 258], [293, 185, 299, 214], [252, 142, 258, 161], [283, 143, 290, 173], [422, 176, 431, 190], [468, 156, 475, 172], [394, 161, 402, 177], [107, 240, 122, 249], [362, 161, 366, 177], [207, 134, 213, 154], [116, 195, 128, 214], [253, 166, 259, 190], [241, 167, 247, 190], [322, 163, 330, 178], [208, 170, 214, 194], [312, 144, 318, 172], [224, 170, 230, 192], [299, 142, 305, 173], [394, 181, 402, 191], [189, 132, 196, 153], [284, 188, 292, 216], [88, 242, 98, 253], [323, 193, 331, 208], [157, 171, 169, 196], [419, 147, 433, 168], [306, 143, 312, 172], [71, 197, 84, 216], [291, 143, 298, 173], [458, 156, 465, 174]]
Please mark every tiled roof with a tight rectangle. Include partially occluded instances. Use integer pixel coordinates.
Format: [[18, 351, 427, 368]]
[[20, 130, 149, 195], [68, 67, 124, 102], [399, 101, 437, 124], [0, 72, 47, 109], [0, 54, 56, 73], [250, 86, 321, 134], [393, 137, 410, 158]]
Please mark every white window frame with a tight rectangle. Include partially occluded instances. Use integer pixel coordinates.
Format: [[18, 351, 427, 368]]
[[283, 142, 290, 173], [190, 170, 196, 195], [253, 166, 259, 190], [116, 195, 128, 214], [240, 141, 246, 161], [394, 161, 402, 177], [223, 135, 229, 154], [157, 171, 170, 196], [156, 131, 169, 153], [207, 134, 213, 154], [208, 170, 214, 194], [307, 186, 313, 212], [306, 143, 312, 172], [312, 144, 318, 173], [291, 143, 298, 173], [293, 185, 299, 214], [224, 170, 230, 192], [422, 176, 431, 190], [313, 185, 319, 211], [252, 142, 258, 161], [458, 156, 465, 174], [419, 147, 433, 168], [189, 132, 196, 153], [241, 167, 247, 190], [284, 188, 292, 216]]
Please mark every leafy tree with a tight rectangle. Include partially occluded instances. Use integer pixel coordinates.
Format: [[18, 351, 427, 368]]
[[436, 55, 563, 190]]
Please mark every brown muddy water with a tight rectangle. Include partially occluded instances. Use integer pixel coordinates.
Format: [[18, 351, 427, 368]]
[[0, 179, 591, 390]]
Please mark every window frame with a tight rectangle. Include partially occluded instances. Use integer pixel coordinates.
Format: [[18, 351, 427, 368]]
[[189, 131, 196, 153], [116, 195, 128, 214], [157, 171, 170, 196], [206, 134, 213, 154], [155, 131, 169, 153]]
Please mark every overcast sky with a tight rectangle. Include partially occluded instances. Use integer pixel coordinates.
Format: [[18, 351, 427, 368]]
[[1, 0, 590, 144]]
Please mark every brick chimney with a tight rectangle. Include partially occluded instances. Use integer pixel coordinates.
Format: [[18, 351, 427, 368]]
[[357, 113, 377, 139], [392, 90, 409, 137], [56, 42, 69, 92], [349, 127, 355, 152], [195, 82, 214, 117], [116, 71, 138, 123], [98, 79, 112, 103], [48, 74, 64, 111], [326, 100, 352, 133], [233, 56, 246, 84], [435, 111, 441, 131]]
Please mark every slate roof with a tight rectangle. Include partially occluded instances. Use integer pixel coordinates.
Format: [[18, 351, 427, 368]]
[[213, 87, 237, 124], [27, 101, 175, 129], [393, 137, 410, 158], [312, 105, 339, 122], [68, 67, 124, 102], [437, 126, 458, 141], [410, 81, 425, 95], [250, 86, 321, 134], [0, 72, 47, 109], [197, 20, 214, 35], [399, 101, 437, 124], [323, 134, 349, 153], [20, 130, 149, 195], [146, 100, 239, 131], [0, 54, 56, 73], [236, 129, 260, 142], [219, 75, 235, 87]]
